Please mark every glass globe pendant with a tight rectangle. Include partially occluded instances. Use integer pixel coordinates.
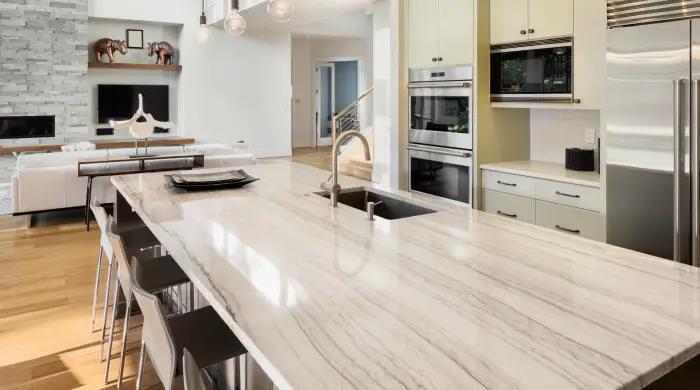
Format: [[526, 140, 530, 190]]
[[267, 0, 294, 23], [195, 0, 213, 44], [195, 17, 213, 43], [224, 0, 246, 37]]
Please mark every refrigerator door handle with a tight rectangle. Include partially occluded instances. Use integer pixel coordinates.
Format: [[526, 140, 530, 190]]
[[693, 80, 700, 267], [674, 79, 687, 262]]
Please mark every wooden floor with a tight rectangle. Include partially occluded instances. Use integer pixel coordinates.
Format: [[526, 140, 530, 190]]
[[0, 147, 357, 390]]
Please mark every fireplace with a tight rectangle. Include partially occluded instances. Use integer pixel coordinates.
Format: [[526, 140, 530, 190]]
[[0, 116, 55, 140]]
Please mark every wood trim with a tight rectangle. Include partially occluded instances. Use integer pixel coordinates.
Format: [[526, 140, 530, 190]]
[[88, 62, 182, 71]]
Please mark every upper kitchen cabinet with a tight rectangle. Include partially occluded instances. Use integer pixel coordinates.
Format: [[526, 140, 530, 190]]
[[528, 0, 574, 41], [490, 0, 573, 44], [407, 0, 474, 69], [408, 0, 440, 69], [490, 0, 529, 44]]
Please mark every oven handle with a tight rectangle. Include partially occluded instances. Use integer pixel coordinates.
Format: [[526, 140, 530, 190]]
[[407, 81, 472, 89], [407, 144, 472, 158]]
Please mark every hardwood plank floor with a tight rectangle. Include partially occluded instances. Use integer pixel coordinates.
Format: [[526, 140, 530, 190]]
[[0, 147, 363, 389]]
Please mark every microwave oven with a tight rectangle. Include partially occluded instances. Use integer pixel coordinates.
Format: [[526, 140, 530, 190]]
[[490, 37, 574, 103]]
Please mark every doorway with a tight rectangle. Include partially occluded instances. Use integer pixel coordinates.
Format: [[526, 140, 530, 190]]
[[313, 59, 362, 147]]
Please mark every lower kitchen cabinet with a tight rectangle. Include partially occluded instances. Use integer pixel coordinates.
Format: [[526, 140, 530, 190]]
[[482, 189, 536, 224], [480, 161, 604, 242], [535, 200, 605, 241]]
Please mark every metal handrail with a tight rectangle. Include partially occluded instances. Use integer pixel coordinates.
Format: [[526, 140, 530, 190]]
[[332, 87, 374, 144]]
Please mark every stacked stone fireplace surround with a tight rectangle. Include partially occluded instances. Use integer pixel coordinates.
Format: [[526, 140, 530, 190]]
[[0, 0, 89, 147]]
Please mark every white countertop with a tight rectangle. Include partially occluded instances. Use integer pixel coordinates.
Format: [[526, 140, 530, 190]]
[[113, 162, 700, 390], [481, 160, 601, 188]]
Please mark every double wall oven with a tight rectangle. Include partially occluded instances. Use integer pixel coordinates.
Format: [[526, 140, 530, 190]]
[[408, 66, 473, 206]]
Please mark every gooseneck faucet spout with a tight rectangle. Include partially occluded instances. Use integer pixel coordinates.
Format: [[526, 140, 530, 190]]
[[320, 131, 372, 207]]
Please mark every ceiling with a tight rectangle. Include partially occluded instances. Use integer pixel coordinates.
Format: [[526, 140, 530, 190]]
[[240, 0, 373, 36]]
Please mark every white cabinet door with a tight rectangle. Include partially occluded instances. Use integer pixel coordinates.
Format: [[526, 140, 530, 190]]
[[490, 0, 529, 44], [408, 0, 439, 69], [528, 0, 573, 40], [482, 189, 536, 224], [535, 200, 605, 242], [437, 0, 474, 66]]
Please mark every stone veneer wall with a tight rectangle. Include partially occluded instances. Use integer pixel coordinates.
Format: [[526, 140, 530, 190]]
[[0, 0, 88, 145]]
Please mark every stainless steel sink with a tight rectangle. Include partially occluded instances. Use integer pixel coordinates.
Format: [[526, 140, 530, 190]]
[[315, 187, 437, 220]]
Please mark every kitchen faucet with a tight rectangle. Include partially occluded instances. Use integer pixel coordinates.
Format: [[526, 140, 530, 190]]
[[320, 131, 372, 207]]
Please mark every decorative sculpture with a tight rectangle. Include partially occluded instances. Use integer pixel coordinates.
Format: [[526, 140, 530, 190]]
[[93, 38, 128, 63], [147, 41, 175, 65], [109, 94, 173, 157]]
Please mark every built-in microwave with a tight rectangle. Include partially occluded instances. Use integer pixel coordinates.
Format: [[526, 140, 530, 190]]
[[490, 37, 573, 103]]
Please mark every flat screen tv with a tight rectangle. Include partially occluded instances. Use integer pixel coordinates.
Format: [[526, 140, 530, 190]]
[[97, 85, 169, 126]]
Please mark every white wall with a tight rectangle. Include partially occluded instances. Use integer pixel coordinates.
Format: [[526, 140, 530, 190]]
[[87, 19, 180, 137], [530, 109, 600, 164], [90, 0, 293, 159], [88, 0, 189, 24], [179, 26, 293, 158], [371, 0, 404, 188], [310, 37, 365, 58]]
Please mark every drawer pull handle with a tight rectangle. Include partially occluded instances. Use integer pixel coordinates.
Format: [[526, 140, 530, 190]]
[[555, 225, 581, 234], [555, 191, 580, 198], [497, 211, 517, 218], [497, 180, 516, 187]]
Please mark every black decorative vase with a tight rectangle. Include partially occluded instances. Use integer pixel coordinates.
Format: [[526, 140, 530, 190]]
[[565, 148, 595, 172]]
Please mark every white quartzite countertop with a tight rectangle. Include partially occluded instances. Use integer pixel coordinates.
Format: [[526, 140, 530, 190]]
[[481, 160, 601, 188], [112, 162, 700, 390]]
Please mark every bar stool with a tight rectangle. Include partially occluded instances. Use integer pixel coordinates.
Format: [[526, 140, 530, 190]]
[[104, 216, 190, 388], [129, 260, 248, 389], [183, 348, 207, 390], [89, 200, 161, 349]]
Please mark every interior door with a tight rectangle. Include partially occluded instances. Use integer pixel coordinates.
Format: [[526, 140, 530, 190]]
[[528, 0, 573, 40], [408, 0, 439, 69], [489, 0, 529, 44], [315, 63, 335, 147], [606, 20, 691, 262], [437, 0, 474, 66]]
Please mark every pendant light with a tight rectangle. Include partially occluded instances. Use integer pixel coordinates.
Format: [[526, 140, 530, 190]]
[[224, 0, 247, 37], [194, 0, 213, 44], [267, 0, 294, 23]]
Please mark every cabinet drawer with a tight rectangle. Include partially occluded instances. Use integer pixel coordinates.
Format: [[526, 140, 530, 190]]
[[536, 179, 601, 212], [482, 170, 536, 198], [482, 189, 535, 224], [535, 200, 604, 242]]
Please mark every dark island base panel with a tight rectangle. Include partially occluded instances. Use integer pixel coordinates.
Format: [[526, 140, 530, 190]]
[[644, 353, 700, 389]]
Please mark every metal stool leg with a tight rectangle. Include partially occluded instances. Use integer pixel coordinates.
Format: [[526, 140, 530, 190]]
[[240, 354, 247, 390], [135, 341, 147, 390], [90, 247, 104, 332], [104, 276, 120, 383], [117, 295, 133, 389], [99, 260, 114, 361]]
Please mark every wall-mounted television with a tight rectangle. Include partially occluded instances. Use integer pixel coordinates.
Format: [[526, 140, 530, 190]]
[[97, 85, 169, 128]]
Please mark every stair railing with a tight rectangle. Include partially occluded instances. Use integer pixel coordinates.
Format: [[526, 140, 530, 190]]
[[332, 87, 374, 146]]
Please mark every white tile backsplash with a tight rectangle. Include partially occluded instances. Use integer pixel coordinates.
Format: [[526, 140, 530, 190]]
[[530, 109, 601, 164]]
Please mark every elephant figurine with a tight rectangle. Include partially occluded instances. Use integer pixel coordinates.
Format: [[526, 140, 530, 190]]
[[94, 38, 127, 63], [147, 41, 175, 65]]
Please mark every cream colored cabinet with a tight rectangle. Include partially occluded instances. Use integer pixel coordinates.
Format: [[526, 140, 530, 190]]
[[528, 0, 574, 41], [407, 0, 474, 69], [535, 200, 605, 242], [490, 0, 573, 44], [490, 0, 528, 45], [437, 0, 474, 67], [482, 189, 536, 224], [408, 0, 440, 69]]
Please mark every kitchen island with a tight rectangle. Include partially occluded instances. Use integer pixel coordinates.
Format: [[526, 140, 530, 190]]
[[112, 162, 700, 390]]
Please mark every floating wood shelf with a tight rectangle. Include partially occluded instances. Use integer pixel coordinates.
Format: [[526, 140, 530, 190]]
[[88, 62, 182, 71]]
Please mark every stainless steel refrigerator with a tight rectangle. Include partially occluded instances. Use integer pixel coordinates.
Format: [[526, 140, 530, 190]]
[[606, 3, 700, 265]]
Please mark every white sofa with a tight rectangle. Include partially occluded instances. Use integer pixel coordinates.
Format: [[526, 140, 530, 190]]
[[11, 143, 255, 214]]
